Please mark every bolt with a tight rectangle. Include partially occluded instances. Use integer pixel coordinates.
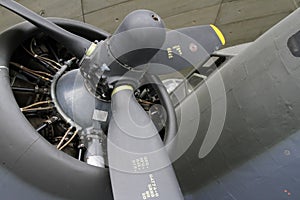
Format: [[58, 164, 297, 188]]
[[101, 63, 110, 72]]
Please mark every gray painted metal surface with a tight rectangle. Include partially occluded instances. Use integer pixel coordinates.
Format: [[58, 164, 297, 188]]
[[173, 7, 300, 200]]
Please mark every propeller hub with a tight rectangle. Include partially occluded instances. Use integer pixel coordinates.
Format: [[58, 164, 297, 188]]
[[79, 10, 166, 101], [109, 9, 166, 67]]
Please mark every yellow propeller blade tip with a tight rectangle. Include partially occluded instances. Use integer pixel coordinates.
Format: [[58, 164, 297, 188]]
[[210, 24, 226, 46]]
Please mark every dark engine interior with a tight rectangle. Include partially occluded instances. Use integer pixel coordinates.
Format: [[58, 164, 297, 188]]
[[9, 33, 167, 163]]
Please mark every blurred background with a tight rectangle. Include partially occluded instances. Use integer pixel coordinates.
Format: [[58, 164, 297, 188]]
[[0, 0, 299, 47]]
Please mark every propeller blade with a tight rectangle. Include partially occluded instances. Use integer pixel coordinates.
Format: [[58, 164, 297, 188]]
[[0, 0, 92, 57], [107, 85, 183, 200], [146, 25, 225, 74]]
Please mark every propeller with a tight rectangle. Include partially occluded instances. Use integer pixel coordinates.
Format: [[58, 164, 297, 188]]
[[0, 0, 91, 57], [107, 84, 183, 200], [147, 24, 225, 74]]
